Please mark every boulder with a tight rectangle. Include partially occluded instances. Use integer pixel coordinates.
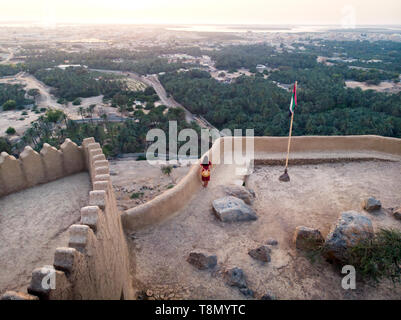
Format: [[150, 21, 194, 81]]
[[222, 185, 255, 205], [393, 207, 401, 221], [363, 197, 381, 212], [1, 291, 39, 300], [187, 252, 217, 270], [261, 292, 275, 300], [293, 226, 324, 250], [266, 239, 278, 246], [248, 245, 271, 262], [239, 288, 254, 297], [213, 196, 257, 222], [323, 211, 374, 263], [223, 267, 247, 288]]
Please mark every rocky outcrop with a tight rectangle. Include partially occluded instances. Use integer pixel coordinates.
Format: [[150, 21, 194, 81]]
[[212, 196, 257, 222], [187, 252, 217, 270], [223, 267, 247, 288], [362, 197, 382, 212], [248, 245, 271, 262], [293, 226, 324, 250], [239, 288, 254, 297], [323, 211, 374, 263], [261, 292, 275, 300], [393, 207, 401, 221], [0, 291, 39, 300], [266, 239, 278, 246], [222, 185, 255, 205]]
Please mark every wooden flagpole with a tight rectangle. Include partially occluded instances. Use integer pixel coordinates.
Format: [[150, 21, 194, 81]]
[[285, 109, 294, 170], [280, 81, 297, 181], [285, 81, 297, 170]]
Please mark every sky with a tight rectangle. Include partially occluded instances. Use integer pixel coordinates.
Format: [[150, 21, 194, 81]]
[[0, 0, 400, 25]]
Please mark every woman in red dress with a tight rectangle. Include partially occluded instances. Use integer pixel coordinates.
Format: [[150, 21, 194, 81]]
[[200, 155, 212, 187]]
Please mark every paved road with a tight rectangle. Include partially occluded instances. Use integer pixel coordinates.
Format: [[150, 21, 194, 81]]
[[0, 67, 219, 137], [144, 74, 195, 123], [90, 68, 218, 130], [0, 48, 14, 65]]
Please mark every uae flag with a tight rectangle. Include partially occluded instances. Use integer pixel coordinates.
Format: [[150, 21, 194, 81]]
[[289, 82, 297, 116]]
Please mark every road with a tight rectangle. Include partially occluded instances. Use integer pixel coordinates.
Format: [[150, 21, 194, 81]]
[[0, 47, 14, 65], [0, 73, 109, 136], [144, 74, 195, 123], [0, 67, 219, 137], [90, 68, 217, 130]]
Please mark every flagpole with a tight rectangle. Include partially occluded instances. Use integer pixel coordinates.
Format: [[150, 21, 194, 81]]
[[280, 81, 297, 182], [285, 110, 295, 170]]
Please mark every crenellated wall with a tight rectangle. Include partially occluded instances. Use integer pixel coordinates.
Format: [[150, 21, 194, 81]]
[[0, 139, 85, 197], [1, 137, 134, 300], [122, 135, 401, 232], [122, 137, 225, 231], [1, 134, 400, 300]]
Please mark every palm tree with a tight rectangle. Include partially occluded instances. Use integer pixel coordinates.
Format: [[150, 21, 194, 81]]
[[78, 107, 84, 120]]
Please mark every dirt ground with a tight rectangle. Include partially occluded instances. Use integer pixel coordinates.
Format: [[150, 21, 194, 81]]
[[0, 74, 126, 137], [128, 160, 401, 300], [0, 173, 90, 295], [109, 159, 191, 211], [345, 80, 401, 93]]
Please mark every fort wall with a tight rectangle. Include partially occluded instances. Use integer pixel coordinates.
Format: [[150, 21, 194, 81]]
[[122, 137, 225, 231], [0, 138, 85, 197], [1, 135, 400, 299], [1, 137, 134, 300], [122, 135, 401, 232]]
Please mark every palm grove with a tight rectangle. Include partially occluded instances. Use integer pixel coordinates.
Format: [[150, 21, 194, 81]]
[[1, 40, 401, 156]]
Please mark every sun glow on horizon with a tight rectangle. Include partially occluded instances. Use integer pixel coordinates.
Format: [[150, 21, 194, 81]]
[[0, 0, 400, 26]]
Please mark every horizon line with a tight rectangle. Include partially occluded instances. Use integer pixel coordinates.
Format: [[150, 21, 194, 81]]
[[0, 20, 400, 27]]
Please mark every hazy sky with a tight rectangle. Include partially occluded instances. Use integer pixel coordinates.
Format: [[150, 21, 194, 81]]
[[0, 0, 400, 25]]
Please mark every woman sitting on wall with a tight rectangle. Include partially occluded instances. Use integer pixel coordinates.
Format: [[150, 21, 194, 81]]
[[200, 155, 212, 188]]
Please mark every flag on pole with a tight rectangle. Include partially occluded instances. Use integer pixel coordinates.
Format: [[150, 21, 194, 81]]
[[289, 83, 297, 115]]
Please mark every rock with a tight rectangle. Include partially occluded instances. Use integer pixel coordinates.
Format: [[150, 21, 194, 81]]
[[363, 197, 382, 212], [213, 196, 258, 222], [1, 291, 39, 300], [136, 290, 147, 300], [323, 211, 374, 263], [248, 189, 256, 198], [222, 185, 255, 205], [261, 293, 275, 300], [146, 289, 153, 297], [223, 267, 247, 288], [266, 238, 278, 246], [248, 245, 271, 262], [187, 251, 217, 270], [239, 288, 254, 297], [293, 226, 324, 250], [393, 207, 401, 221]]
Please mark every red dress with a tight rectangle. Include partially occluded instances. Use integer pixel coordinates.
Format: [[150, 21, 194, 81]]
[[200, 161, 211, 181]]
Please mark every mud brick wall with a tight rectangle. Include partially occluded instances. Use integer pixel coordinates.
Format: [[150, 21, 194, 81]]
[[1, 138, 134, 300], [0, 139, 85, 197]]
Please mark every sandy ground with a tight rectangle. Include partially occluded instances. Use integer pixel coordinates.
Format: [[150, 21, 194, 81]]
[[109, 159, 191, 211], [345, 80, 401, 93], [129, 160, 401, 300], [0, 173, 90, 295], [0, 73, 125, 137]]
